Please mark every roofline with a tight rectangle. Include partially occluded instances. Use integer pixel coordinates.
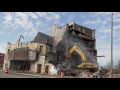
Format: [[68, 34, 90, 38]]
[[0, 53, 5, 55]]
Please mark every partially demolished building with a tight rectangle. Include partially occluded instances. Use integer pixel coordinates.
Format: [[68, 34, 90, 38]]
[[47, 22, 98, 69], [3, 22, 98, 74]]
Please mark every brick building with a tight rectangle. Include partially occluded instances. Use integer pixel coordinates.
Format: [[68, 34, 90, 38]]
[[0, 53, 5, 68]]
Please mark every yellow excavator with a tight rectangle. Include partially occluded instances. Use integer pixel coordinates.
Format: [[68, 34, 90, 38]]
[[66, 46, 98, 70]]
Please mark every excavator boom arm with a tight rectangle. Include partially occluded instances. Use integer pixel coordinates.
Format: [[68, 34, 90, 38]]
[[66, 46, 86, 62], [75, 48, 86, 62]]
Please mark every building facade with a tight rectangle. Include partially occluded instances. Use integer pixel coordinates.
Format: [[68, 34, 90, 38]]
[[3, 41, 55, 75], [49, 22, 98, 69]]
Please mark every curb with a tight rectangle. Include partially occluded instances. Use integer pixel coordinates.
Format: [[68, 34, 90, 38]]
[[9, 72, 58, 78]]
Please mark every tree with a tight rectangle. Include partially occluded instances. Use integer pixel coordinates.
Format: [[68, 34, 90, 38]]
[[103, 63, 110, 71], [117, 59, 120, 70]]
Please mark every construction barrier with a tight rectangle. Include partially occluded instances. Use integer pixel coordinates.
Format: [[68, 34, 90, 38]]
[[61, 72, 64, 78], [5, 68, 9, 73]]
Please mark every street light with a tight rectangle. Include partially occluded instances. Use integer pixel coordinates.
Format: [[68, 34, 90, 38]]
[[110, 12, 113, 78]]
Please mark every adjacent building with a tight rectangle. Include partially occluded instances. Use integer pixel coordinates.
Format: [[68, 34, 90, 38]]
[[0, 53, 5, 68], [3, 41, 55, 75]]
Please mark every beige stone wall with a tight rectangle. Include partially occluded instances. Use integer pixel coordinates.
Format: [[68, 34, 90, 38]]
[[33, 56, 54, 74], [5, 42, 47, 60], [45, 63, 53, 75], [35, 56, 46, 74], [6, 42, 46, 53]]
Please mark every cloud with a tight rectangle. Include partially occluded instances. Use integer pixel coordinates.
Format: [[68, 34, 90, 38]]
[[84, 20, 97, 25], [15, 12, 29, 19], [0, 31, 4, 34], [31, 28, 38, 34], [22, 31, 35, 37], [14, 17, 33, 30], [96, 31, 120, 66], [90, 12, 111, 17], [1, 12, 61, 37], [67, 14, 75, 22], [114, 38, 120, 42], [114, 25, 120, 30], [0, 42, 7, 53], [98, 35, 108, 39], [114, 18, 120, 23], [3, 12, 13, 22], [28, 12, 38, 19], [47, 12, 61, 20], [35, 12, 61, 20]]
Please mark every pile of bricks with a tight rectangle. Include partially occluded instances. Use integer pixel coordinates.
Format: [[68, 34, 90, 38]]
[[64, 70, 82, 76]]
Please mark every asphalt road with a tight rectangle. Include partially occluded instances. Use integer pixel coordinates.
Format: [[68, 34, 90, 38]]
[[0, 70, 49, 78], [0, 69, 76, 78]]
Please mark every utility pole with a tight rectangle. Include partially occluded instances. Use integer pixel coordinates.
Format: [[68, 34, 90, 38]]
[[110, 12, 113, 78]]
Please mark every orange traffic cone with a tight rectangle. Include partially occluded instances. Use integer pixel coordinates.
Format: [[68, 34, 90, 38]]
[[5, 68, 9, 73], [86, 74, 90, 78], [61, 72, 64, 78]]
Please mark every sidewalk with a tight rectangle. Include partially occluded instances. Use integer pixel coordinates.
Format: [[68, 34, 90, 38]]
[[8, 71, 76, 78], [9, 71, 59, 78]]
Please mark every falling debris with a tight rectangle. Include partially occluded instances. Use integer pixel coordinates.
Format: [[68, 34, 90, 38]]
[[49, 66, 57, 75]]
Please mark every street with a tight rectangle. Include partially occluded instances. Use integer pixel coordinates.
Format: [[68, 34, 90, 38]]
[[0, 70, 76, 78], [0, 70, 52, 78]]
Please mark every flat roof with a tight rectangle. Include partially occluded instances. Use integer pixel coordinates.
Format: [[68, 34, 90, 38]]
[[0, 53, 5, 56]]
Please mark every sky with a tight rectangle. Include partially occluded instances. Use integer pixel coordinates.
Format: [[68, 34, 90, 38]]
[[0, 12, 120, 66]]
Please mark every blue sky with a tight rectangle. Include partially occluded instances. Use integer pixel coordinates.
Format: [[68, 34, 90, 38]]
[[0, 12, 120, 66]]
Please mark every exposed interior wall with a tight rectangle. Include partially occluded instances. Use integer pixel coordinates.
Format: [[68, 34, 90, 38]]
[[9, 60, 30, 71]]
